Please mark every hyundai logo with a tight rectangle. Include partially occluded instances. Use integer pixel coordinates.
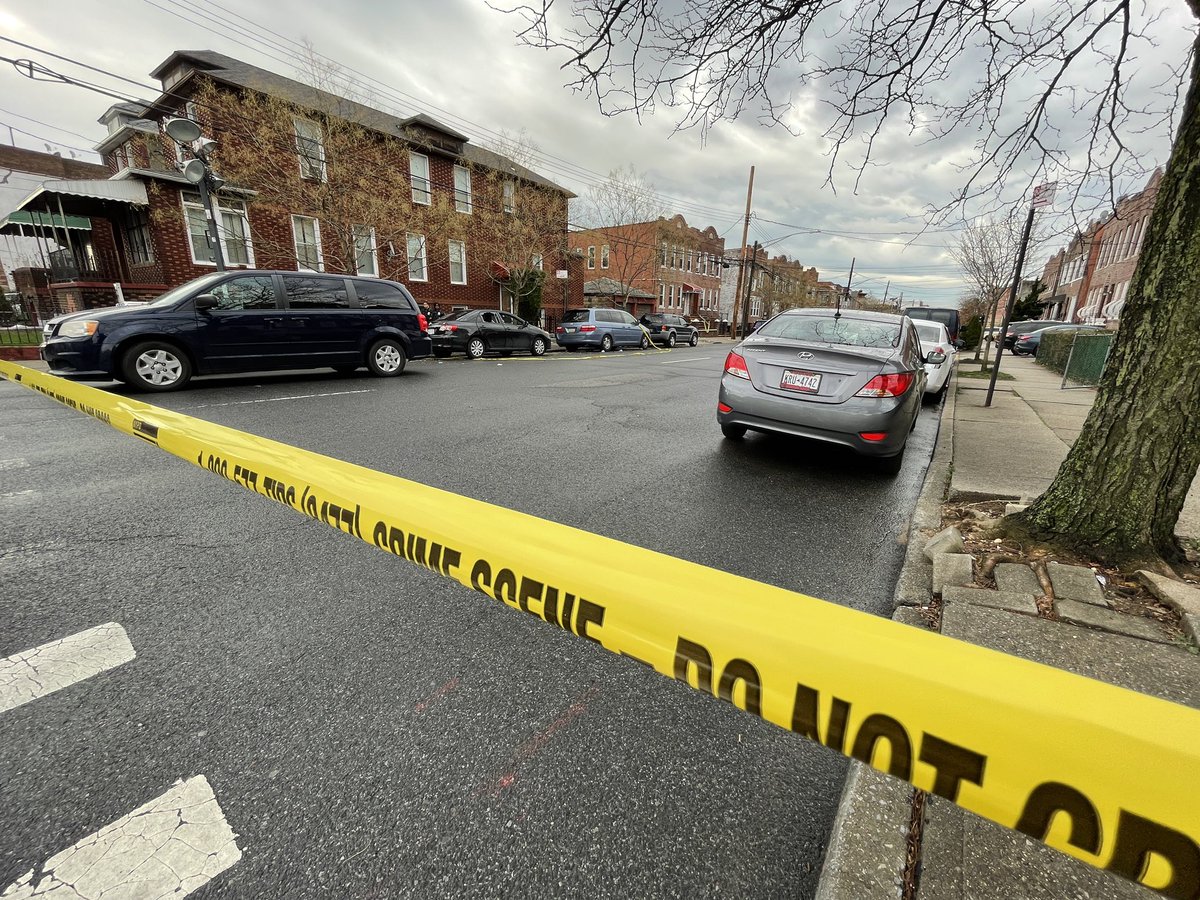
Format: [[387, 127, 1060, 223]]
[[797, 351, 814, 360]]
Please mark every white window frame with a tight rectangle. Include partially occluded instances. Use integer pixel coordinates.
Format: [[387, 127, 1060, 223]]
[[600, 244, 610, 269], [503, 180, 515, 214], [290, 214, 323, 272], [293, 117, 327, 182], [406, 232, 428, 282], [453, 165, 472, 214], [181, 192, 256, 268], [410, 152, 432, 205], [587, 245, 596, 269], [531, 253, 544, 271], [353, 224, 377, 276], [449, 239, 467, 285]]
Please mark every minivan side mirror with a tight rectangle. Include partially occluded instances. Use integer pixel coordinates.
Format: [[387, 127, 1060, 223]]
[[194, 294, 219, 311]]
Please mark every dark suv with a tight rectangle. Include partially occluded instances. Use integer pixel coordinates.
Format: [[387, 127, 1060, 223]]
[[40, 270, 432, 391], [639, 313, 699, 347]]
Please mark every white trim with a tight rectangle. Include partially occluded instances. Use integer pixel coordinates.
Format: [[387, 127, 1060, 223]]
[[453, 165, 472, 214], [181, 192, 255, 268], [410, 152, 432, 206], [587, 245, 596, 269], [406, 232, 428, 282], [292, 116, 327, 183], [449, 239, 467, 285], [353, 224, 377, 276], [600, 244, 610, 269], [290, 214, 324, 272], [502, 180, 515, 214]]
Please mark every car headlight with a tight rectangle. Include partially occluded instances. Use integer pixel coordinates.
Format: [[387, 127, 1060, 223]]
[[57, 320, 99, 338]]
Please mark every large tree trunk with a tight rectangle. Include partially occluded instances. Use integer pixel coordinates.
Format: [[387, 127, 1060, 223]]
[[1009, 35, 1200, 569]]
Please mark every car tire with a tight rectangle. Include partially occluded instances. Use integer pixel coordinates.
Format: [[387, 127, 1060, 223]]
[[601, 334, 614, 352], [531, 337, 547, 357], [689, 331, 699, 347], [878, 446, 906, 475], [639, 334, 650, 350], [121, 341, 192, 392], [432, 348, 451, 359], [721, 422, 747, 440], [367, 338, 407, 376], [467, 337, 487, 359], [666, 332, 677, 348]]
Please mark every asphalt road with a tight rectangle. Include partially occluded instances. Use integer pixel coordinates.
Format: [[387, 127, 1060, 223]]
[[0, 344, 941, 898]]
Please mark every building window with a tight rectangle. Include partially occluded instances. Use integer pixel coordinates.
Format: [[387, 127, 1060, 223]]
[[600, 244, 610, 269], [293, 118, 326, 182], [453, 165, 472, 213], [113, 141, 133, 171], [669, 284, 676, 306], [587, 245, 596, 269], [183, 192, 254, 267], [290, 215, 323, 271], [449, 240, 466, 284], [124, 210, 154, 264], [659, 283, 665, 306], [531, 253, 543, 271], [410, 152, 431, 205], [406, 233, 428, 281], [503, 180, 515, 214], [354, 225, 377, 276]]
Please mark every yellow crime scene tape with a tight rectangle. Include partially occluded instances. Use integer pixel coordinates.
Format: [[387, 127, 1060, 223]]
[[2, 359, 1197, 899]]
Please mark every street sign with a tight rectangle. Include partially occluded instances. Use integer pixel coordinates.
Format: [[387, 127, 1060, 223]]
[[555, 269, 568, 279], [1032, 182, 1057, 209]]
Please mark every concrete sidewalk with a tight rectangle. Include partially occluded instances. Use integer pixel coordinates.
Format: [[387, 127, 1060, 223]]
[[819, 354, 1200, 900]]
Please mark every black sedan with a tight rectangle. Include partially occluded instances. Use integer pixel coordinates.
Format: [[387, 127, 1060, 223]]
[[429, 309, 553, 359], [1013, 324, 1104, 356]]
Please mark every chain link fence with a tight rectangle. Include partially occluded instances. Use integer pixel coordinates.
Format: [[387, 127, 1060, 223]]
[[1038, 330, 1114, 388]]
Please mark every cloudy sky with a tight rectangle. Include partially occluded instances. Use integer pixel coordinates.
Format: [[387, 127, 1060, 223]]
[[0, 0, 1194, 304]]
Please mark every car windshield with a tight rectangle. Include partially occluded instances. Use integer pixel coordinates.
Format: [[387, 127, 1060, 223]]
[[562, 309, 592, 323], [758, 315, 901, 349], [913, 322, 943, 342], [144, 273, 228, 307], [445, 310, 480, 322]]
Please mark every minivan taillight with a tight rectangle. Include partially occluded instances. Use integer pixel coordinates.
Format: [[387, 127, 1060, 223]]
[[724, 351, 751, 380], [580, 324, 597, 333], [418, 313, 429, 332], [856, 373, 914, 398]]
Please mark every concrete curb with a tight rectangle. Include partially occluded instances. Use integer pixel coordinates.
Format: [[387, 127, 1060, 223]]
[[815, 373, 958, 899]]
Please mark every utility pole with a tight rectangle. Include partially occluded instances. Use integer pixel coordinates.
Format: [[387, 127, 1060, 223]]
[[881, 279, 890, 309], [838, 257, 855, 314], [729, 166, 755, 337], [742, 242, 761, 337], [985, 182, 1055, 407]]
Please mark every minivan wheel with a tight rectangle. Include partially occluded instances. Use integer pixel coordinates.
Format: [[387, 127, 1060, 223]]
[[467, 337, 487, 359], [601, 334, 614, 352], [639, 334, 650, 350], [531, 337, 547, 357], [721, 422, 747, 440], [122, 341, 192, 392], [368, 338, 407, 376], [667, 332, 677, 348], [689, 331, 699, 347]]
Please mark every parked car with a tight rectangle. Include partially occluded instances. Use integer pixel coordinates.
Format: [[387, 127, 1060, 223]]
[[910, 319, 956, 398], [555, 307, 650, 351], [1002, 319, 1061, 352], [39, 270, 432, 392], [1012, 324, 1105, 357], [717, 309, 933, 474], [639, 312, 699, 347], [904, 307, 962, 343], [429, 309, 552, 359]]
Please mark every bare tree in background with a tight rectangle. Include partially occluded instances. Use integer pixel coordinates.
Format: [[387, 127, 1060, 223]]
[[497, 0, 1200, 572], [948, 215, 1026, 363], [581, 164, 667, 308]]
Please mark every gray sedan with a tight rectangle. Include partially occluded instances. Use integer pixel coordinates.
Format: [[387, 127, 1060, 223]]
[[717, 309, 936, 474]]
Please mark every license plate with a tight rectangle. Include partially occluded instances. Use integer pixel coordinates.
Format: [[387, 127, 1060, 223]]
[[780, 369, 821, 393], [564, 327, 577, 333]]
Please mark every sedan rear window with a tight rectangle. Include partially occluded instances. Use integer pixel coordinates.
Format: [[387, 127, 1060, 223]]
[[562, 309, 592, 323], [913, 321, 943, 342], [758, 315, 901, 349]]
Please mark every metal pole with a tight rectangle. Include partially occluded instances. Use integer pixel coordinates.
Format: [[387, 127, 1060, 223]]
[[881, 279, 890, 308], [840, 257, 855, 314], [985, 202, 1037, 407], [197, 175, 226, 272], [742, 242, 760, 336], [730, 166, 755, 337]]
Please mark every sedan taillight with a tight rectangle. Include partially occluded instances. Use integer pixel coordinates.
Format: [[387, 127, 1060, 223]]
[[724, 351, 751, 380], [856, 373, 914, 397]]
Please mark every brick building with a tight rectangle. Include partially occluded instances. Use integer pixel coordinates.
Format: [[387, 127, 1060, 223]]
[[0, 50, 582, 322], [569, 214, 725, 321]]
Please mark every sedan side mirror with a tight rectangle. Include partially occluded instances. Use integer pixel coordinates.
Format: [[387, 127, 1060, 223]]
[[925, 350, 947, 365], [194, 293, 219, 311], [954, 339, 966, 350]]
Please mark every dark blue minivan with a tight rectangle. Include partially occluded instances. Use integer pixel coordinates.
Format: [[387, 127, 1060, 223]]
[[40, 270, 432, 391]]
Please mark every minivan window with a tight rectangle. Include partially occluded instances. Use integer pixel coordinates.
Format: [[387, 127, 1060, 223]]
[[597, 310, 621, 324], [562, 309, 592, 323], [759, 314, 901, 349], [284, 276, 349, 309], [146, 272, 227, 307], [210, 275, 277, 311], [355, 280, 413, 310]]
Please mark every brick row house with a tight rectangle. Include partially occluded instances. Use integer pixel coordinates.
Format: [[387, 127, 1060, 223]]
[[718, 245, 822, 327], [569, 214, 725, 322], [1038, 169, 1161, 324], [0, 50, 583, 323]]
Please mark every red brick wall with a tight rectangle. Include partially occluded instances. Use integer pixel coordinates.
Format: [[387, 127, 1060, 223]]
[[0, 146, 108, 180]]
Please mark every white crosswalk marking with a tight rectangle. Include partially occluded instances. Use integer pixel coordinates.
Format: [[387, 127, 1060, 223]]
[[0, 623, 136, 714], [0, 775, 242, 899]]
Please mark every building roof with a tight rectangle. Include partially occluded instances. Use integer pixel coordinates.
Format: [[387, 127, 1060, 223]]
[[583, 277, 655, 299], [147, 50, 573, 197]]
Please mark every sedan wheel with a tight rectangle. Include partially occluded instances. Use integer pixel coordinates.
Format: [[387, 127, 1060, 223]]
[[689, 331, 699, 347], [123, 342, 192, 392], [467, 337, 487, 359], [531, 337, 547, 356], [666, 332, 677, 348], [721, 422, 747, 440]]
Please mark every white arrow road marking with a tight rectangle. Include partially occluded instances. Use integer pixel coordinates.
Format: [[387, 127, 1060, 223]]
[[0, 623, 136, 715], [190, 388, 373, 409], [1, 775, 242, 899]]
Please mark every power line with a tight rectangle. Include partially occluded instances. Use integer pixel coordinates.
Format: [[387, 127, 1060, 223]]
[[0, 121, 98, 156]]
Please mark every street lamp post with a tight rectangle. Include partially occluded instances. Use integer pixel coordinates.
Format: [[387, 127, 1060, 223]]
[[164, 118, 225, 272]]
